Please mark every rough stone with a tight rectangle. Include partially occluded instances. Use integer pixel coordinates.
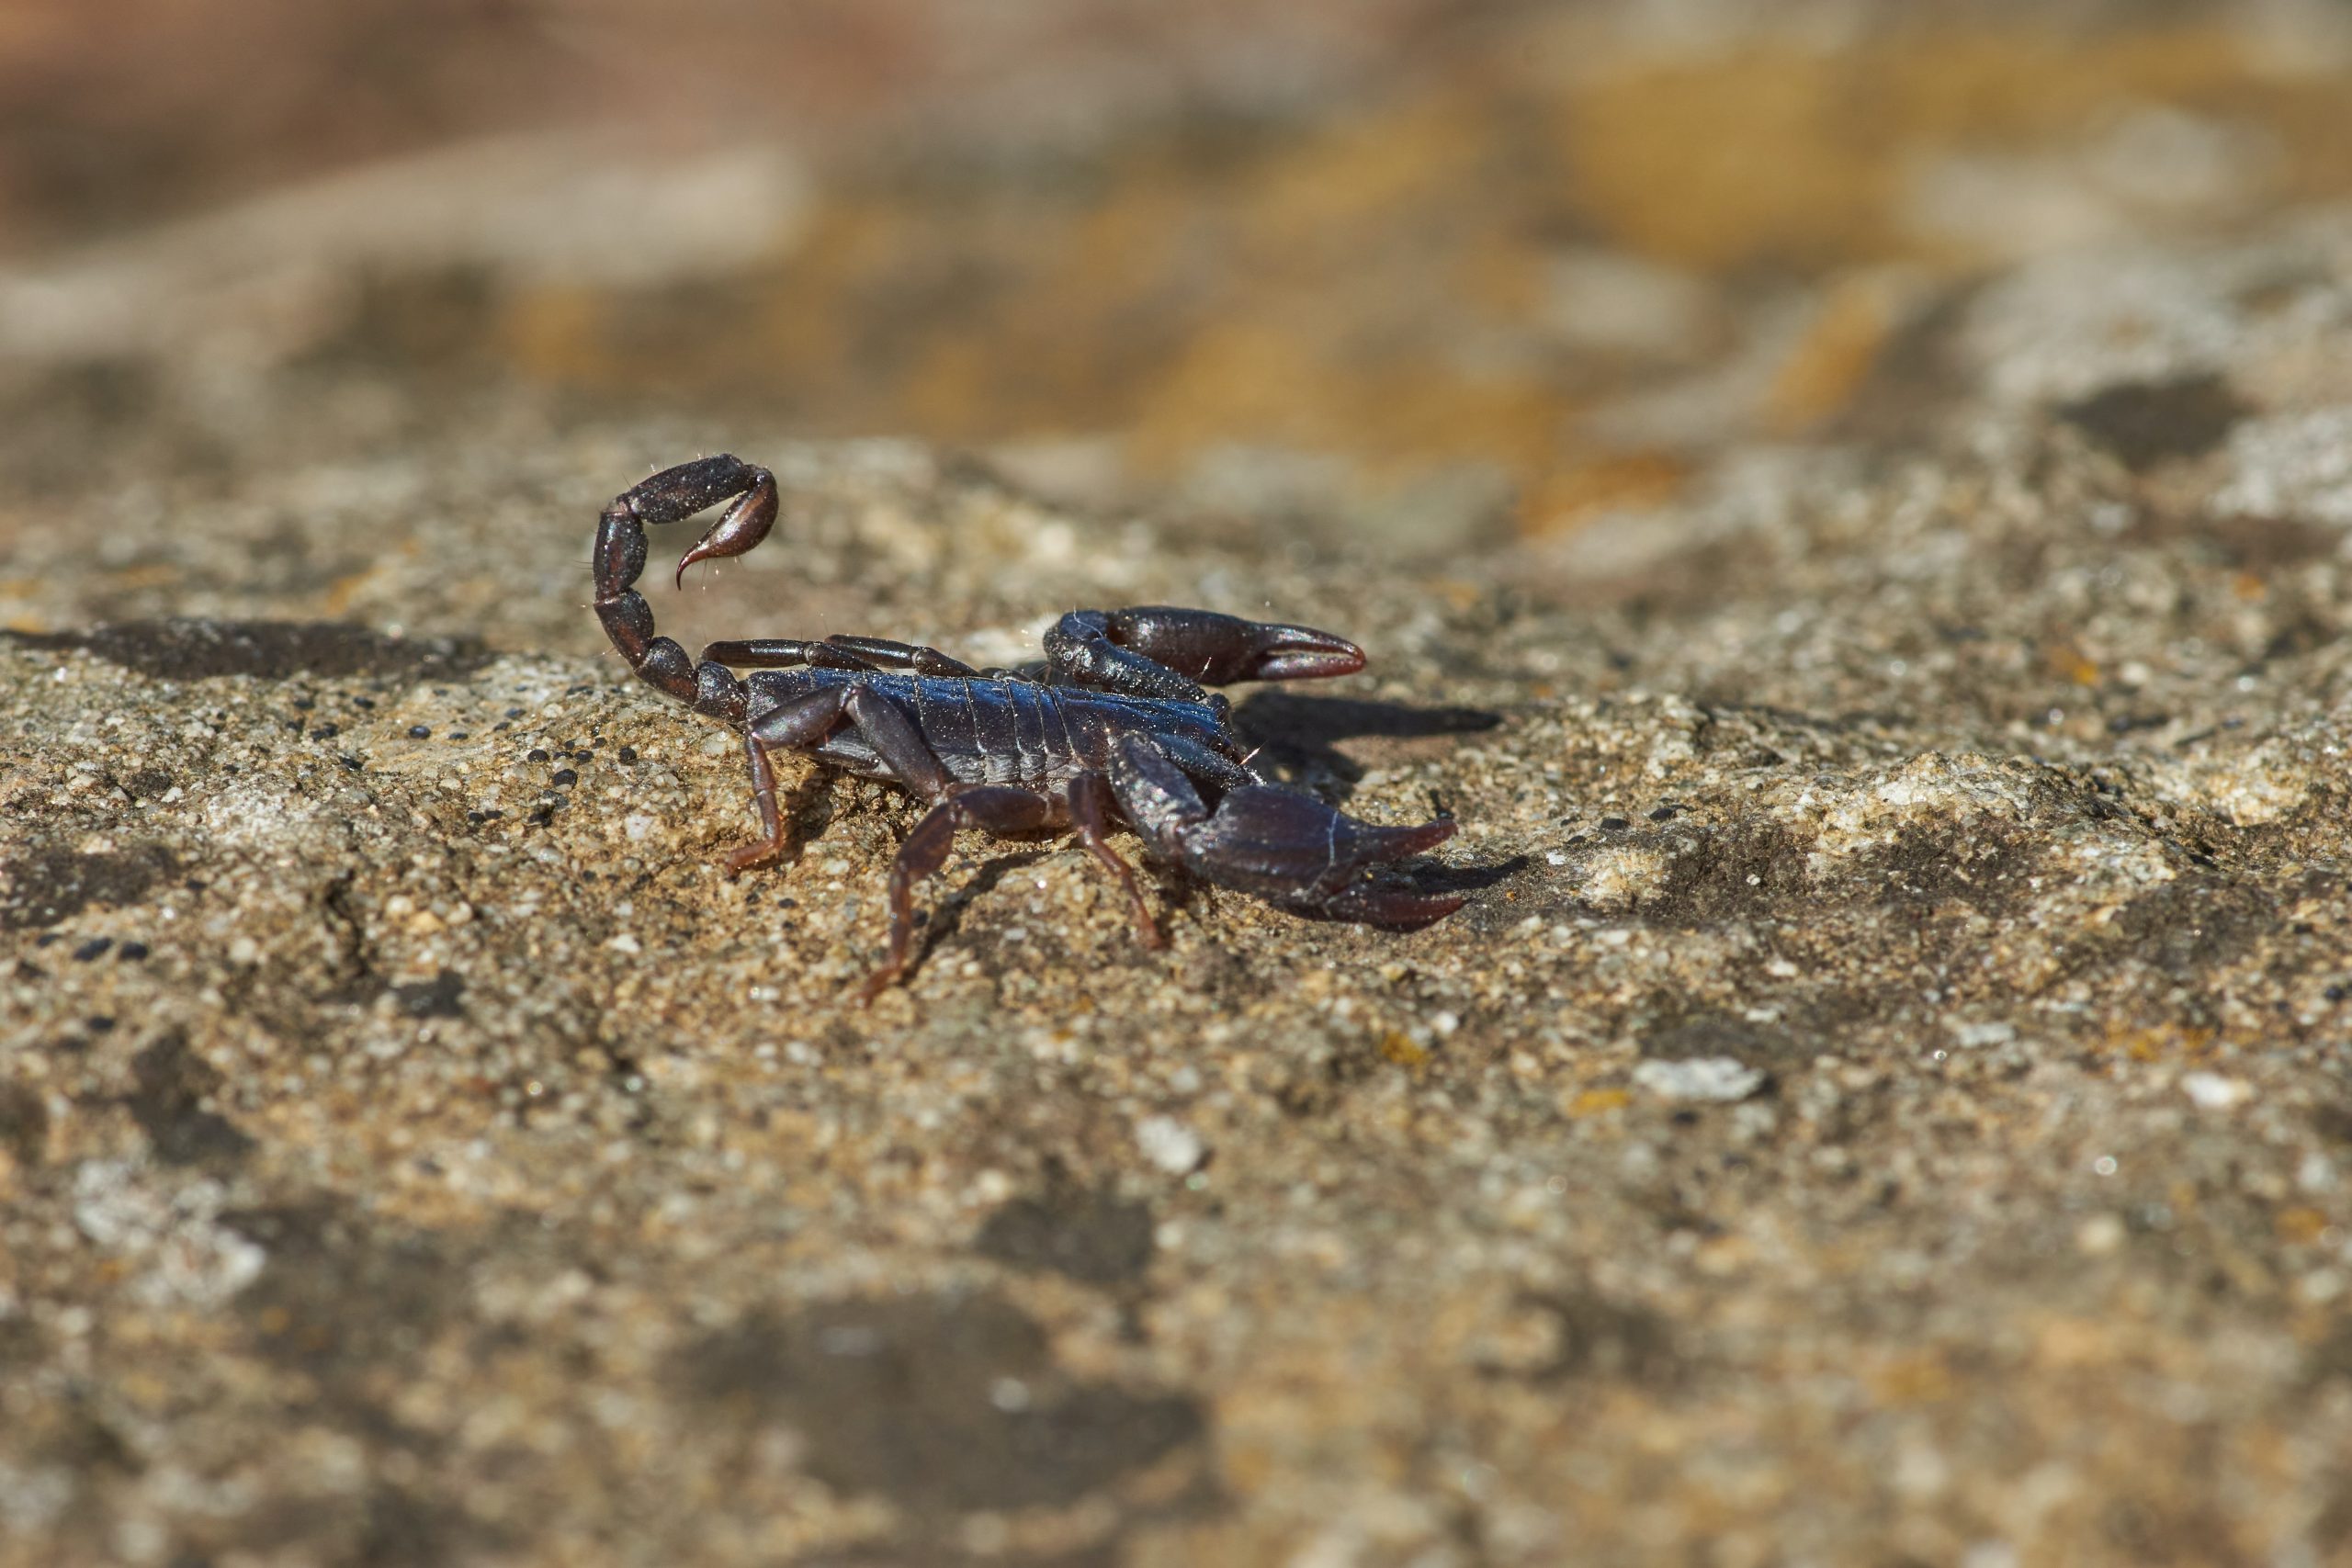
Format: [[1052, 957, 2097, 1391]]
[[8, 7, 2352, 1565]]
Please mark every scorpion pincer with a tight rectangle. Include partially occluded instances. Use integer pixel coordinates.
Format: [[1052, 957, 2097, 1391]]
[[592, 454, 1464, 999]]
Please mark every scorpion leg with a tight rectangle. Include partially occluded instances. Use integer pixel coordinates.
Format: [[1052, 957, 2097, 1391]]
[[1045, 607, 1365, 698], [842, 683, 954, 800], [726, 733, 790, 874], [1069, 772, 1161, 949], [701, 637, 978, 677], [862, 785, 1056, 1003], [822, 636, 980, 677], [703, 639, 878, 671], [1106, 734, 1463, 930], [724, 680, 956, 874], [723, 685, 856, 873]]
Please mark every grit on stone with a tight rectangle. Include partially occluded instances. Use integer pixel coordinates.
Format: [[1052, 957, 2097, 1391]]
[[8, 19, 2352, 1568]]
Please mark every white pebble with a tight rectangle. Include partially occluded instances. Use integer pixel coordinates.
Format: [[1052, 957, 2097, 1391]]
[[2181, 1071, 2250, 1110], [1136, 1115, 1205, 1175], [2075, 1213, 2126, 1256], [1632, 1056, 1765, 1102]]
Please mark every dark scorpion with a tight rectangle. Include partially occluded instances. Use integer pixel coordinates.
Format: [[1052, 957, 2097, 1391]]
[[593, 454, 1464, 998]]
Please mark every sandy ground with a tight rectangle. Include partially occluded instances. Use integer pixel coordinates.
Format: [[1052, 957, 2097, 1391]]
[[6, 4, 2352, 1565]]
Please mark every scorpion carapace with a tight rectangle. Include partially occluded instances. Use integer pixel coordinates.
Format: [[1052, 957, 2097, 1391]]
[[593, 454, 1464, 998]]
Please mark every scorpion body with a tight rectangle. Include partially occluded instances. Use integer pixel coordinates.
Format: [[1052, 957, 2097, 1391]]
[[593, 454, 1462, 998]]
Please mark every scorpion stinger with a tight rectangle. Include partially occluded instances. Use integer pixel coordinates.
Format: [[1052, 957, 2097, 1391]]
[[590, 454, 1464, 998]]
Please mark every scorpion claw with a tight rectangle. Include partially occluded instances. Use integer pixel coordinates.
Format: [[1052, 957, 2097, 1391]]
[[1234, 622, 1367, 682], [1098, 607, 1365, 686], [1106, 741, 1462, 931]]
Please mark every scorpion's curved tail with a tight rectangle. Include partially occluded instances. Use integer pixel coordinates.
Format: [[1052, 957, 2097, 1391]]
[[592, 455, 778, 727]]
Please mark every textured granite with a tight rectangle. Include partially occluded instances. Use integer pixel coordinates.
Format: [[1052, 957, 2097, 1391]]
[[6, 5, 2352, 1565]]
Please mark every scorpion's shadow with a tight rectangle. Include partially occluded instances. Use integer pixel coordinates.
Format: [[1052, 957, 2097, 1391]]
[[1234, 691, 1523, 908], [1234, 690, 1502, 803]]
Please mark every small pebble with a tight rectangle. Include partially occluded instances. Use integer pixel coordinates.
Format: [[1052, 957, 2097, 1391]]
[[118, 942, 149, 962], [551, 769, 579, 789], [409, 725, 431, 739], [617, 746, 639, 763], [528, 749, 551, 763], [1600, 816, 1631, 831], [73, 938, 113, 962], [1136, 1115, 1206, 1175], [2182, 1072, 2252, 1110], [1633, 1057, 1765, 1102]]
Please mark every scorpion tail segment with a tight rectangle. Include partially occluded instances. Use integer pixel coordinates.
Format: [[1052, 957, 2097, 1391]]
[[1102, 607, 1365, 686], [593, 456, 774, 724], [589, 454, 777, 594], [617, 454, 769, 529]]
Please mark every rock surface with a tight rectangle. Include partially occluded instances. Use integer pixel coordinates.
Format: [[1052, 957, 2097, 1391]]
[[8, 6, 2352, 1566]]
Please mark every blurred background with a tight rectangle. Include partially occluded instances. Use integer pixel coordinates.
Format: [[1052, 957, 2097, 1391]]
[[5, 0, 2352, 560]]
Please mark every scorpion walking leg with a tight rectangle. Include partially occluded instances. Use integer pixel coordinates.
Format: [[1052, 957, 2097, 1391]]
[[703, 636, 978, 677], [726, 685, 854, 873], [703, 638, 878, 672], [729, 733, 788, 874], [843, 684, 954, 800], [823, 637, 979, 676], [726, 677, 955, 874], [1069, 772, 1161, 949], [863, 785, 1055, 1003]]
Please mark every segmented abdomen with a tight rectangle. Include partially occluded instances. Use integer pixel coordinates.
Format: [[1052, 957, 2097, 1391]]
[[913, 676, 1082, 787], [749, 669, 1230, 790], [907, 677, 1216, 789]]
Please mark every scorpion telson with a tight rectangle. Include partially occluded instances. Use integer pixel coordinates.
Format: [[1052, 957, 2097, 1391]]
[[593, 454, 1464, 999]]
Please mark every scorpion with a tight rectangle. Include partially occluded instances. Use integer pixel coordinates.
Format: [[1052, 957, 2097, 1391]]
[[593, 454, 1464, 998]]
